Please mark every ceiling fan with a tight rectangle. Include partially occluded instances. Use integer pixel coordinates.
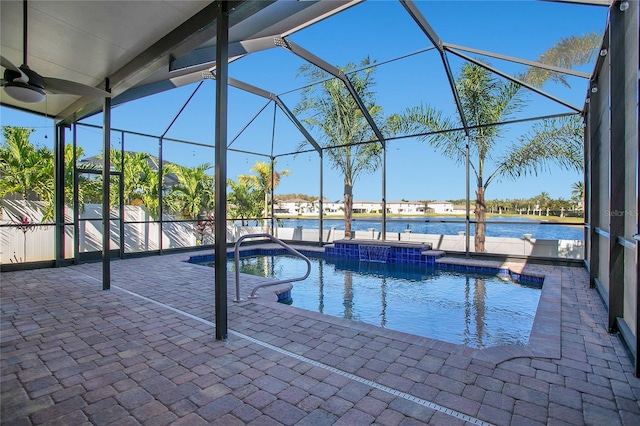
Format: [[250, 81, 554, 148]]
[[1, 0, 111, 103]]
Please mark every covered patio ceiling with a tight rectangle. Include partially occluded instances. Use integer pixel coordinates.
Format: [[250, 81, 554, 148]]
[[0, 0, 363, 123], [0, 0, 612, 128]]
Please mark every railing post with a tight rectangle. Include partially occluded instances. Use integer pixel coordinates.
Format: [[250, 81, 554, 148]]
[[233, 233, 311, 301]]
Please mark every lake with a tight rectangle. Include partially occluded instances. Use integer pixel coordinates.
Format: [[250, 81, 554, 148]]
[[277, 216, 584, 240]]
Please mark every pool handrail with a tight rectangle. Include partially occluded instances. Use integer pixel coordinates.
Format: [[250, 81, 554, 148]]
[[233, 233, 311, 301]]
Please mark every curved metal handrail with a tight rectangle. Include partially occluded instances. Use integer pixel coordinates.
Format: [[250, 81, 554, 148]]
[[233, 233, 311, 301]]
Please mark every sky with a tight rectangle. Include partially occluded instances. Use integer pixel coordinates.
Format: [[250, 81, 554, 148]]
[[0, 0, 610, 203]]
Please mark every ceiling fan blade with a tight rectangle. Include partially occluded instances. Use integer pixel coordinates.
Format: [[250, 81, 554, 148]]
[[0, 55, 20, 73], [43, 76, 111, 98]]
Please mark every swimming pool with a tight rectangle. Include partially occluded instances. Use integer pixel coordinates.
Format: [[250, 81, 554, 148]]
[[199, 253, 542, 349]]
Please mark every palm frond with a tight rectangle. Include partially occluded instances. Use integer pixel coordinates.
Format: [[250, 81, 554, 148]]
[[521, 32, 601, 88], [295, 57, 386, 186], [389, 104, 469, 163], [492, 116, 583, 184]]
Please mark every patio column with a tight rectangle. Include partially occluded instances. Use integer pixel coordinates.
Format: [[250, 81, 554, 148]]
[[608, 5, 625, 332], [54, 123, 66, 267], [102, 83, 112, 290], [382, 138, 386, 241], [319, 154, 323, 245], [214, 0, 229, 341], [465, 135, 470, 256], [587, 75, 602, 289]]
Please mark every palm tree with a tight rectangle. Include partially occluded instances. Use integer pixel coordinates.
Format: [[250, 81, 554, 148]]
[[63, 144, 100, 214], [390, 33, 599, 252], [142, 161, 176, 220], [0, 126, 54, 221], [294, 57, 387, 238], [521, 33, 602, 89], [249, 161, 290, 220], [169, 163, 214, 219], [227, 176, 262, 225], [74, 149, 174, 220], [119, 151, 154, 207], [533, 191, 552, 216], [571, 181, 585, 211]]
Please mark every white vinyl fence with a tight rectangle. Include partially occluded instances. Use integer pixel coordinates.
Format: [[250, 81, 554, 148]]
[[1, 201, 583, 264]]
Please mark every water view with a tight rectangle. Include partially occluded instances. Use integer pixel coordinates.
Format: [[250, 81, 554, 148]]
[[278, 217, 583, 240]]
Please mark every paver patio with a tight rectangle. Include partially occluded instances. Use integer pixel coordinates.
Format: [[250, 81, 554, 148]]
[[1, 248, 639, 425]]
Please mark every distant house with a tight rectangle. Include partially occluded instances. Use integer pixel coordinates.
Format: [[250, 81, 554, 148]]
[[272, 201, 291, 215], [273, 198, 341, 215], [427, 201, 453, 214], [352, 200, 380, 214], [274, 199, 450, 215], [386, 201, 426, 214], [323, 200, 343, 214], [275, 199, 315, 215], [452, 204, 475, 214]]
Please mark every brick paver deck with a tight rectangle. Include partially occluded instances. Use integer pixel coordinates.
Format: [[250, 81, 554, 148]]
[[2, 249, 639, 425]]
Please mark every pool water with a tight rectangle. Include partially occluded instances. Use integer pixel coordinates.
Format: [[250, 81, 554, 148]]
[[224, 254, 542, 349]]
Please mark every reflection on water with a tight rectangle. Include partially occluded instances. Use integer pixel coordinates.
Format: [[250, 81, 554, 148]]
[[465, 277, 486, 348], [228, 255, 541, 348], [317, 259, 324, 314], [380, 277, 387, 328], [229, 255, 282, 278], [343, 271, 354, 320]]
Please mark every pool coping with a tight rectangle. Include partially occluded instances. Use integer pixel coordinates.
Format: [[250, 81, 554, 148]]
[[435, 257, 545, 286], [204, 248, 561, 366]]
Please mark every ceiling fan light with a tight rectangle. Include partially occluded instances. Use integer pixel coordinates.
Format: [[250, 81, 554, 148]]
[[4, 81, 46, 103]]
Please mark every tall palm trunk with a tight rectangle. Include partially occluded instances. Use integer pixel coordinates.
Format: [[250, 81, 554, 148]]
[[344, 180, 353, 239], [475, 186, 486, 252], [263, 191, 270, 232]]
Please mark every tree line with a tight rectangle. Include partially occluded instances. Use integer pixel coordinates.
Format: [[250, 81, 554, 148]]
[[448, 185, 584, 218], [270, 186, 585, 218], [0, 126, 288, 225]]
